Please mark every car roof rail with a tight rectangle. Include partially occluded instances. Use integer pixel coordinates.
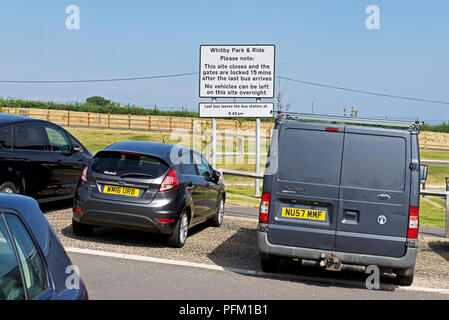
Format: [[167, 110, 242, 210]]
[[276, 111, 423, 130]]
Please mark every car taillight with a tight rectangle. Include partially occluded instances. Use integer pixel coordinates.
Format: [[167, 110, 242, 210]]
[[156, 218, 174, 223], [259, 192, 271, 224], [81, 164, 89, 184], [159, 168, 179, 192], [407, 206, 419, 239]]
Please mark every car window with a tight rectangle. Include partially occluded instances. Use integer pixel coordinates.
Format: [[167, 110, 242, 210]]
[[4, 214, 47, 300], [44, 126, 71, 153], [13, 124, 46, 151], [90, 151, 169, 178], [278, 128, 344, 186], [0, 127, 12, 149], [193, 153, 212, 177], [340, 133, 406, 191], [179, 150, 197, 175], [0, 215, 26, 300]]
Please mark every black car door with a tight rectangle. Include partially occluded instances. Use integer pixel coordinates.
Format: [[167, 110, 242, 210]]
[[12, 123, 56, 199], [180, 151, 206, 222], [42, 124, 84, 197], [193, 152, 219, 218]]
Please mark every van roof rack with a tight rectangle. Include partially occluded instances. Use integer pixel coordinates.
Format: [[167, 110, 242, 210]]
[[276, 111, 423, 130]]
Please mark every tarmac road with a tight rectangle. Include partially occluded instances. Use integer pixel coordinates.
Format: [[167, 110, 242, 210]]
[[69, 251, 448, 300]]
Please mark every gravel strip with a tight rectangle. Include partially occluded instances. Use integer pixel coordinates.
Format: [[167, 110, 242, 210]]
[[44, 206, 449, 289]]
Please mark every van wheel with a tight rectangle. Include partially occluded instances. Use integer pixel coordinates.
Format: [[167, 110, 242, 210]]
[[396, 274, 414, 286], [260, 253, 280, 273], [72, 219, 94, 237], [395, 267, 414, 286], [0, 182, 18, 194], [168, 211, 189, 248], [210, 198, 224, 227]]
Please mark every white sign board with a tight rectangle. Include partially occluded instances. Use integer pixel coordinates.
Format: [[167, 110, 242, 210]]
[[199, 45, 275, 98], [199, 102, 274, 118]]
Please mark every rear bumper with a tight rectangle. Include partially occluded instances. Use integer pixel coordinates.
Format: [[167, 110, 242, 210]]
[[257, 230, 418, 270], [73, 190, 184, 234]]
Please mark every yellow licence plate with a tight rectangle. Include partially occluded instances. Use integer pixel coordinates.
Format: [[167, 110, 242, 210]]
[[281, 207, 326, 221], [103, 185, 140, 197]]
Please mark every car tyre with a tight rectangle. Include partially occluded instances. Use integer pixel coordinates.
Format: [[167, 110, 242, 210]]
[[0, 182, 18, 194], [260, 253, 280, 273], [72, 219, 94, 237], [168, 211, 189, 248], [210, 198, 224, 227]]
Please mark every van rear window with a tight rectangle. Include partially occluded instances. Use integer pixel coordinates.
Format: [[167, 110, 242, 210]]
[[90, 151, 169, 178], [340, 134, 406, 191], [278, 128, 344, 185]]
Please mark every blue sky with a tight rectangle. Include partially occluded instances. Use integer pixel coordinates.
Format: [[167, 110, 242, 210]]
[[0, 1, 448, 122]]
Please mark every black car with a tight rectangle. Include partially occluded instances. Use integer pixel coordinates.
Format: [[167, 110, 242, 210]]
[[0, 193, 88, 300], [0, 114, 92, 202], [72, 141, 226, 247]]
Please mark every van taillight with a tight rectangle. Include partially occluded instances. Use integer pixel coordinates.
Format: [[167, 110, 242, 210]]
[[407, 206, 419, 239], [259, 192, 271, 224], [325, 127, 339, 132], [159, 168, 179, 192], [81, 164, 89, 184]]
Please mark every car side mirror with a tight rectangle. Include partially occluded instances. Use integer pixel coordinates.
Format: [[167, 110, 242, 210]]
[[212, 170, 221, 183], [420, 165, 428, 184], [73, 146, 83, 153]]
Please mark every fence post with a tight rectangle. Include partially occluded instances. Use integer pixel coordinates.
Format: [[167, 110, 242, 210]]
[[446, 192, 449, 238], [148, 115, 152, 131], [88, 112, 90, 127], [47, 109, 50, 121], [67, 111, 70, 126], [169, 117, 172, 133], [128, 114, 131, 130], [108, 113, 111, 128]]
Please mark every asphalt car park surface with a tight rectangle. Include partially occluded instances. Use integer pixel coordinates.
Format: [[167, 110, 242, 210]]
[[41, 201, 449, 296]]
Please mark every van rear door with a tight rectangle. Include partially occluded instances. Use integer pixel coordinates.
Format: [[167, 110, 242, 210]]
[[335, 127, 410, 258], [267, 122, 344, 251]]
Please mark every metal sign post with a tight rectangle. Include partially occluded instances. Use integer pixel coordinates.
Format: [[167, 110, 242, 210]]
[[212, 98, 217, 169], [255, 98, 261, 197]]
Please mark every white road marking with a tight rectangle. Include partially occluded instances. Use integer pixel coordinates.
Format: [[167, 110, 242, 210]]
[[66, 247, 449, 296]]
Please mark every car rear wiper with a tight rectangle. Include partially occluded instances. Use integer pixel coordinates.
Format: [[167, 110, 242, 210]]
[[120, 173, 153, 178]]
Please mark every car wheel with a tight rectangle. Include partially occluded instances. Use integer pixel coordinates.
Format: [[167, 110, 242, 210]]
[[210, 198, 224, 227], [72, 219, 94, 237], [168, 211, 189, 248], [0, 182, 18, 194], [260, 253, 280, 273]]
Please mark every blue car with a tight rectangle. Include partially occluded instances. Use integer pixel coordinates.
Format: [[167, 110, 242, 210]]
[[0, 193, 88, 300]]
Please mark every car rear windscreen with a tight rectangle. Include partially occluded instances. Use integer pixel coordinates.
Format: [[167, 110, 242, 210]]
[[278, 128, 344, 185], [90, 151, 169, 178]]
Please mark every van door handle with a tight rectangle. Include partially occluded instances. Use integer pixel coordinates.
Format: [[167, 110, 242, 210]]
[[342, 210, 359, 224]]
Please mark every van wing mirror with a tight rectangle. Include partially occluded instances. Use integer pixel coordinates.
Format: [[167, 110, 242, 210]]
[[420, 165, 428, 184]]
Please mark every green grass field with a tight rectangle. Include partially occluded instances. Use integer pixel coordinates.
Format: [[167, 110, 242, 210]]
[[66, 126, 447, 228]]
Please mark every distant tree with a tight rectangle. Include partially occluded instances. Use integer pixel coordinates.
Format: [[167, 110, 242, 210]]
[[86, 96, 110, 106]]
